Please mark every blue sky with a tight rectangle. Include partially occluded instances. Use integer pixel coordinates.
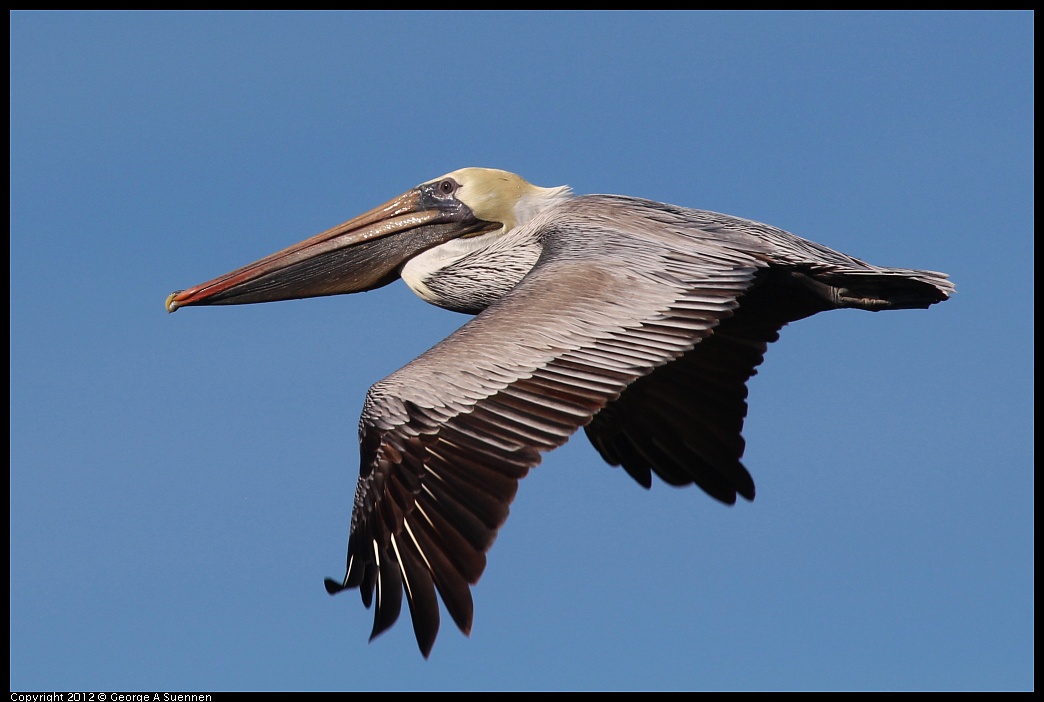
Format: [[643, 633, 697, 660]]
[[10, 11, 1033, 691]]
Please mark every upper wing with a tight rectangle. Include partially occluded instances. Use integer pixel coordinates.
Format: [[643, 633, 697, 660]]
[[324, 198, 770, 656]]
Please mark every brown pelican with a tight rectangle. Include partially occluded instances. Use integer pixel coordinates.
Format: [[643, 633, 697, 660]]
[[166, 167, 953, 657]]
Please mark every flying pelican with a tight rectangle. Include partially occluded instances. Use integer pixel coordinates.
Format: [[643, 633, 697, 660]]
[[166, 167, 953, 657]]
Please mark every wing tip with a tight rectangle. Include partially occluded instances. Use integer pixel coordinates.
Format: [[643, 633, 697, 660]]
[[324, 577, 348, 595]]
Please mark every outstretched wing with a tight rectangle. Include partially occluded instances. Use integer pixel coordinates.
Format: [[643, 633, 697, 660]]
[[583, 266, 834, 503], [324, 198, 770, 656]]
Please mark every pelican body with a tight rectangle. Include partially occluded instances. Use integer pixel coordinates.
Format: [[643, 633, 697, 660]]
[[167, 168, 953, 657]]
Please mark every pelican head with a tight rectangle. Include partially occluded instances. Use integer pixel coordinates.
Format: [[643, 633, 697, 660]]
[[165, 168, 570, 313]]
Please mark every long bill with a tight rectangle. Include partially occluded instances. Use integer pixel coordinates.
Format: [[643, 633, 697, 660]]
[[166, 187, 494, 312]]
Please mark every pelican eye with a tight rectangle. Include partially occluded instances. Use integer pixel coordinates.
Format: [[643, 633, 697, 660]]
[[437, 178, 458, 196]]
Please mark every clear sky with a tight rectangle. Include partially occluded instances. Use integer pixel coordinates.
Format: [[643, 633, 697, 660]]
[[10, 11, 1033, 692]]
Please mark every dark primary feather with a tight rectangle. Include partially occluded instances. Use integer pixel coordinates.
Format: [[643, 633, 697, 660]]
[[325, 195, 953, 656]]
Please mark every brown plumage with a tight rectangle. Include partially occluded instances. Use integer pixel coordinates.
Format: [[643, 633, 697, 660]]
[[167, 168, 953, 656]]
